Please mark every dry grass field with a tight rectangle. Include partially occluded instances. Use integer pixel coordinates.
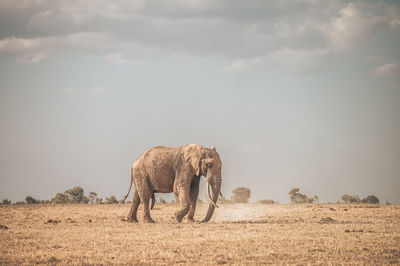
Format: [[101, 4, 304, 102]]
[[1, 203, 399, 264]]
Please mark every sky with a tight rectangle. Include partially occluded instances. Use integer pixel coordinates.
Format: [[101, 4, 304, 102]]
[[0, 0, 400, 204]]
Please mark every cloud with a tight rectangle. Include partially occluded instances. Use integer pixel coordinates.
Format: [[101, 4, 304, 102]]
[[0, 32, 155, 63], [341, 54, 386, 62], [225, 48, 329, 73], [0, 0, 399, 73], [16, 53, 48, 64], [374, 63, 399, 76], [62, 87, 105, 95], [327, 3, 381, 51]]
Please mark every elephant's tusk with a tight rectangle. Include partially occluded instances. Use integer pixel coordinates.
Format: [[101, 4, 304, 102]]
[[207, 182, 219, 208], [207, 182, 212, 200]]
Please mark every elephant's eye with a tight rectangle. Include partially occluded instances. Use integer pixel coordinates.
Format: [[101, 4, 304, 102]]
[[206, 163, 213, 168]]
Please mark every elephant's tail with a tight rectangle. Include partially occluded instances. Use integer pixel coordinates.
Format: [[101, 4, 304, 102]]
[[150, 192, 155, 210], [121, 167, 134, 202]]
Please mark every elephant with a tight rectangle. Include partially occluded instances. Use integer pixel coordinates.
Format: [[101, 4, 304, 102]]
[[122, 144, 222, 223]]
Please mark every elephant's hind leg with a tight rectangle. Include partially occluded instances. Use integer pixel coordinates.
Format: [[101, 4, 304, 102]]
[[142, 199, 155, 223], [127, 189, 140, 223], [138, 178, 155, 223]]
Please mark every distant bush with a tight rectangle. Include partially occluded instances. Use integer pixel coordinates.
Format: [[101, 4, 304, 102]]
[[88, 192, 98, 204], [51, 193, 69, 204], [361, 195, 379, 204], [341, 194, 360, 203], [23, 196, 50, 204], [25, 196, 39, 204], [105, 196, 118, 204], [231, 187, 251, 203], [258, 199, 275, 204], [15, 201, 25, 205], [50, 186, 92, 204], [64, 186, 89, 203], [159, 198, 167, 204], [341, 194, 380, 204], [2, 199, 11, 205], [289, 188, 317, 203]]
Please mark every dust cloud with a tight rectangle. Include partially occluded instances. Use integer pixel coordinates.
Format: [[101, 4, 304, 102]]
[[212, 204, 275, 222]]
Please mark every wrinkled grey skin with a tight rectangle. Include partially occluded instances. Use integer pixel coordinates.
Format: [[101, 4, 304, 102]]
[[122, 144, 222, 223]]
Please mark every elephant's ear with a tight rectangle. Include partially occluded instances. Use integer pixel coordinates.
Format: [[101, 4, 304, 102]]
[[183, 144, 203, 176]]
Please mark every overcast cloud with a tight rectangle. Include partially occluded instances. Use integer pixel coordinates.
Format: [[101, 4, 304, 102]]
[[1, 0, 400, 204], [1, 1, 399, 71]]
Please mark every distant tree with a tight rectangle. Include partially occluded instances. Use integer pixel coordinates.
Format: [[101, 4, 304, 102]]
[[88, 192, 98, 204], [51, 193, 69, 204], [95, 197, 103, 204], [313, 195, 319, 203], [25, 196, 38, 204], [341, 194, 360, 203], [64, 186, 89, 203], [2, 199, 11, 205], [361, 195, 379, 204], [289, 188, 316, 203], [289, 188, 300, 202], [40, 200, 50, 204], [105, 195, 118, 204], [231, 187, 251, 203]]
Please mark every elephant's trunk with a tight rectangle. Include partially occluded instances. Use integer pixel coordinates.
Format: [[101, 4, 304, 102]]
[[202, 178, 221, 222]]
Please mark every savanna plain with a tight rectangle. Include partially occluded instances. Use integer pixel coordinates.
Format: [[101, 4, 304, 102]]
[[1, 203, 399, 264]]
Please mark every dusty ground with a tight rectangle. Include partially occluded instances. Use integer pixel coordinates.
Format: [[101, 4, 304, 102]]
[[1, 203, 399, 265]]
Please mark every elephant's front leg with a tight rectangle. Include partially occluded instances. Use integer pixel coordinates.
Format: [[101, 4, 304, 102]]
[[174, 186, 191, 223], [185, 177, 200, 222]]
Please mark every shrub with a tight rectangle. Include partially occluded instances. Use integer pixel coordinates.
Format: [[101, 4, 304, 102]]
[[289, 188, 317, 203], [361, 195, 379, 204], [88, 192, 98, 204], [51, 193, 69, 204], [25, 196, 38, 204], [2, 199, 11, 205], [105, 196, 118, 204], [341, 194, 360, 203], [231, 187, 251, 203], [64, 186, 89, 203]]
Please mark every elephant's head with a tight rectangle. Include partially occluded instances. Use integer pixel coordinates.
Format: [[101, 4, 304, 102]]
[[184, 144, 222, 222]]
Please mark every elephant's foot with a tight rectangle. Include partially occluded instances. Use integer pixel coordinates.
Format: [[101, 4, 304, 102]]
[[175, 212, 185, 223], [143, 217, 155, 223], [184, 217, 195, 223], [127, 217, 138, 223]]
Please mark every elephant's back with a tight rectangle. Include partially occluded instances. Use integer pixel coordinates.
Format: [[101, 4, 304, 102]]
[[133, 145, 180, 168]]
